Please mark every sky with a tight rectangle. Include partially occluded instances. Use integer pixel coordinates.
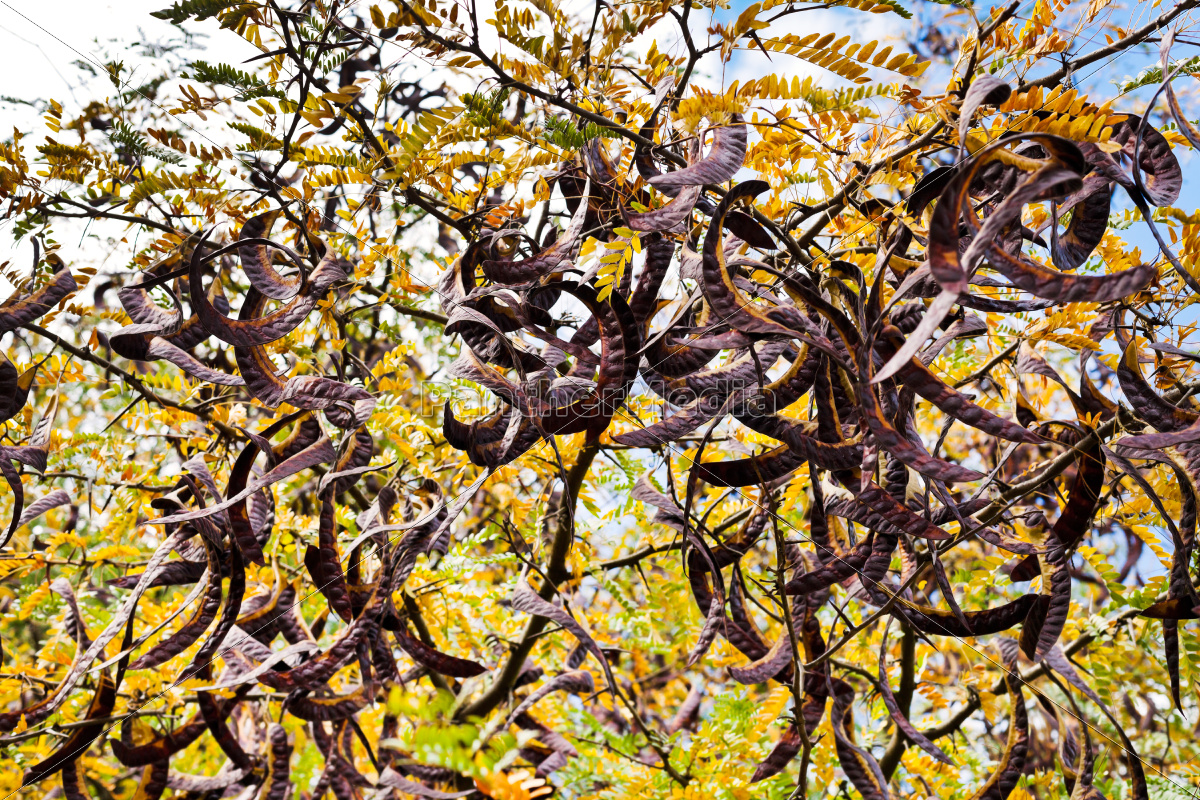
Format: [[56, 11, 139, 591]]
[[0, 1, 253, 111], [0, 0, 262, 283]]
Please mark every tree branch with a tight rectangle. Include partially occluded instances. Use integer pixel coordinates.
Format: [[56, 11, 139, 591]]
[[1017, 0, 1200, 92]]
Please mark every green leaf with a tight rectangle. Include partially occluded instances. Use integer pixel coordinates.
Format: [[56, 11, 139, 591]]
[[186, 60, 285, 100], [151, 0, 242, 24]]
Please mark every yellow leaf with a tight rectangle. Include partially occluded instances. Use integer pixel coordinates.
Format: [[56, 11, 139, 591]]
[[18, 582, 50, 621], [734, 2, 764, 34]]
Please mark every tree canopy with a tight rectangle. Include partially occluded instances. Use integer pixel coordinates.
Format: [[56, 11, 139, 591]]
[[3, 0, 1200, 798]]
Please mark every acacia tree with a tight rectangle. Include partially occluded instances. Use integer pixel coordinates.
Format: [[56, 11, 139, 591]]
[[2, 0, 1200, 797]]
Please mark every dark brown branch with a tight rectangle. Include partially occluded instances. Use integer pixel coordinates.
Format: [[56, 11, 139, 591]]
[[402, 591, 452, 692], [455, 441, 599, 720], [594, 542, 679, 571], [44, 195, 181, 235], [24, 324, 241, 440], [879, 621, 917, 779], [1018, 0, 1200, 92]]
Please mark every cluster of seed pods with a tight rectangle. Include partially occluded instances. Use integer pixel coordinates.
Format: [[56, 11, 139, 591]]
[[434, 60, 1200, 799], [4, 39, 1200, 800]]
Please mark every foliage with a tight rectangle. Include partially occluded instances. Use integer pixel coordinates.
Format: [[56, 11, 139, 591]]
[[184, 60, 288, 100], [2, 1, 1200, 800]]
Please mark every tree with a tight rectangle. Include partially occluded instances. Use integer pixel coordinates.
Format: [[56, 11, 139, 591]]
[[2, 0, 1200, 797]]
